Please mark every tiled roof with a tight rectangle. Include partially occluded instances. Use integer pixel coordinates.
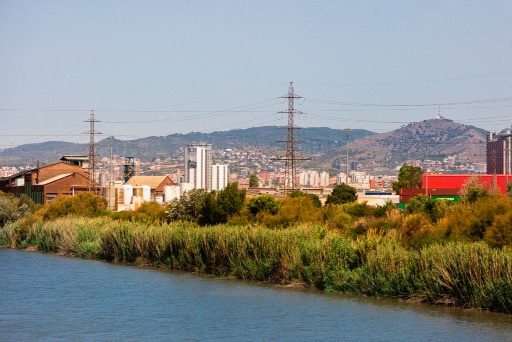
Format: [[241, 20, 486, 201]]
[[38, 173, 73, 185], [125, 176, 173, 189]]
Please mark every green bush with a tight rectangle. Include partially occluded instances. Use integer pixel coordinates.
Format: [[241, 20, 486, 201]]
[[39, 193, 108, 221]]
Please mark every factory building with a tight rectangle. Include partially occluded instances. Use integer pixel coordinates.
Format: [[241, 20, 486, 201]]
[[0, 162, 92, 204]]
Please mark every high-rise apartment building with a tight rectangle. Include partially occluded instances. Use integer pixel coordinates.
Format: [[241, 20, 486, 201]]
[[185, 143, 213, 191], [487, 129, 511, 175], [211, 164, 229, 191]]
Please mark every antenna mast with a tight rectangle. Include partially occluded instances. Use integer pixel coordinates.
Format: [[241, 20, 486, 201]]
[[273, 82, 310, 193]]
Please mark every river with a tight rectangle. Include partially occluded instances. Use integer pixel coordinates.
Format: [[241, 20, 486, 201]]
[[1, 249, 511, 341]]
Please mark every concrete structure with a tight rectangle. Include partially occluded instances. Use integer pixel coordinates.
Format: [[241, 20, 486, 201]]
[[211, 164, 229, 191], [185, 143, 212, 191]]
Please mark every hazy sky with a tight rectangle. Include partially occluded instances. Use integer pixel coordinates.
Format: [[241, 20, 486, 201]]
[[1, 0, 511, 150]]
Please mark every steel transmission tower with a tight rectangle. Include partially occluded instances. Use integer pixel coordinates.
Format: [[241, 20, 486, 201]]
[[274, 82, 310, 193], [84, 110, 101, 190]]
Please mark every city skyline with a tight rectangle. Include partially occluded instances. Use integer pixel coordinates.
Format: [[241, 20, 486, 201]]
[[1, 1, 511, 149]]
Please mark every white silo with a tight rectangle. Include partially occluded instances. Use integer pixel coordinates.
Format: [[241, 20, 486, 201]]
[[141, 185, 151, 202], [155, 195, 164, 205], [123, 184, 133, 205], [164, 185, 181, 202], [180, 183, 193, 196], [99, 173, 107, 187]]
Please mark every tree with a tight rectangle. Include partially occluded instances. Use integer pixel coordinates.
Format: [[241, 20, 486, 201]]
[[166, 188, 208, 223], [198, 182, 246, 226], [325, 183, 357, 205], [199, 192, 224, 226], [216, 182, 246, 217], [392, 164, 423, 194], [249, 173, 259, 187]]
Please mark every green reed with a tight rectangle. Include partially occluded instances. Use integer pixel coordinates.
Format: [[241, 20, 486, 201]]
[[2, 217, 511, 314]]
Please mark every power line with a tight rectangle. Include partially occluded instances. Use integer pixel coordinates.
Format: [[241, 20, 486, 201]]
[[306, 96, 512, 108], [297, 69, 512, 87]]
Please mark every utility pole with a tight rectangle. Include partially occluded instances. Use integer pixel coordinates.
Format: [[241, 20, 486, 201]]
[[273, 82, 310, 193], [84, 111, 101, 191], [425, 139, 430, 197], [506, 127, 511, 194], [344, 128, 351, 184], [108, 136, 113, 209]]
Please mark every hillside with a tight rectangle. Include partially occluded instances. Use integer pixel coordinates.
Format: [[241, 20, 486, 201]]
[[0, 126, 375, 167], [0, 119, 490, 174], [339, 118, 488, 172]]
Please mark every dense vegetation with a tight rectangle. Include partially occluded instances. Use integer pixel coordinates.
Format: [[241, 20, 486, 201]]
[[1, 179, 512, 314]]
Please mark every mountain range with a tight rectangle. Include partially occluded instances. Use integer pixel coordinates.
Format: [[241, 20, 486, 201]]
[[0, 117, 489, 174]]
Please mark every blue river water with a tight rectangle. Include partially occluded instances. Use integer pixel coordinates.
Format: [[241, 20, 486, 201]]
[[1, 248, 511, 341]]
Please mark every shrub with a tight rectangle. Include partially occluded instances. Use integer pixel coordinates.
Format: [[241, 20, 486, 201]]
[[321, 204, 351, 231], [404, 194, 450, 223], [399, 213, 432, 243], [343, 202, 373, 218], [39, 193, 108, 221], [261, 196, 321, 228], [288, 191, 322, 208], [484, 212, 512, 248], [111, 202, 166, 225], [0, 193, 34, 227], [247, 195, 279, 216]]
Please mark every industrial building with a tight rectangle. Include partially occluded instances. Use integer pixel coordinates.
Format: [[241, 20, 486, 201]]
[[0, 162, 93, 204]]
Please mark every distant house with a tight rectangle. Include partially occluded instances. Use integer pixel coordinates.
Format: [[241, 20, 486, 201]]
[[0, 162, 93, 204]]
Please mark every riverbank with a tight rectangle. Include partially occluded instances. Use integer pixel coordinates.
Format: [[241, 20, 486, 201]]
[[1, 216, 511, 314]]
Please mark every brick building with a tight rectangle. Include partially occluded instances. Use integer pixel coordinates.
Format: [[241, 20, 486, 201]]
[[0, 162, 92, 204]]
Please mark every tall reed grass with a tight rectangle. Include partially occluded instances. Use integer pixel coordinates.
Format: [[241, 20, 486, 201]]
[[2, 217, 511, 314]]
